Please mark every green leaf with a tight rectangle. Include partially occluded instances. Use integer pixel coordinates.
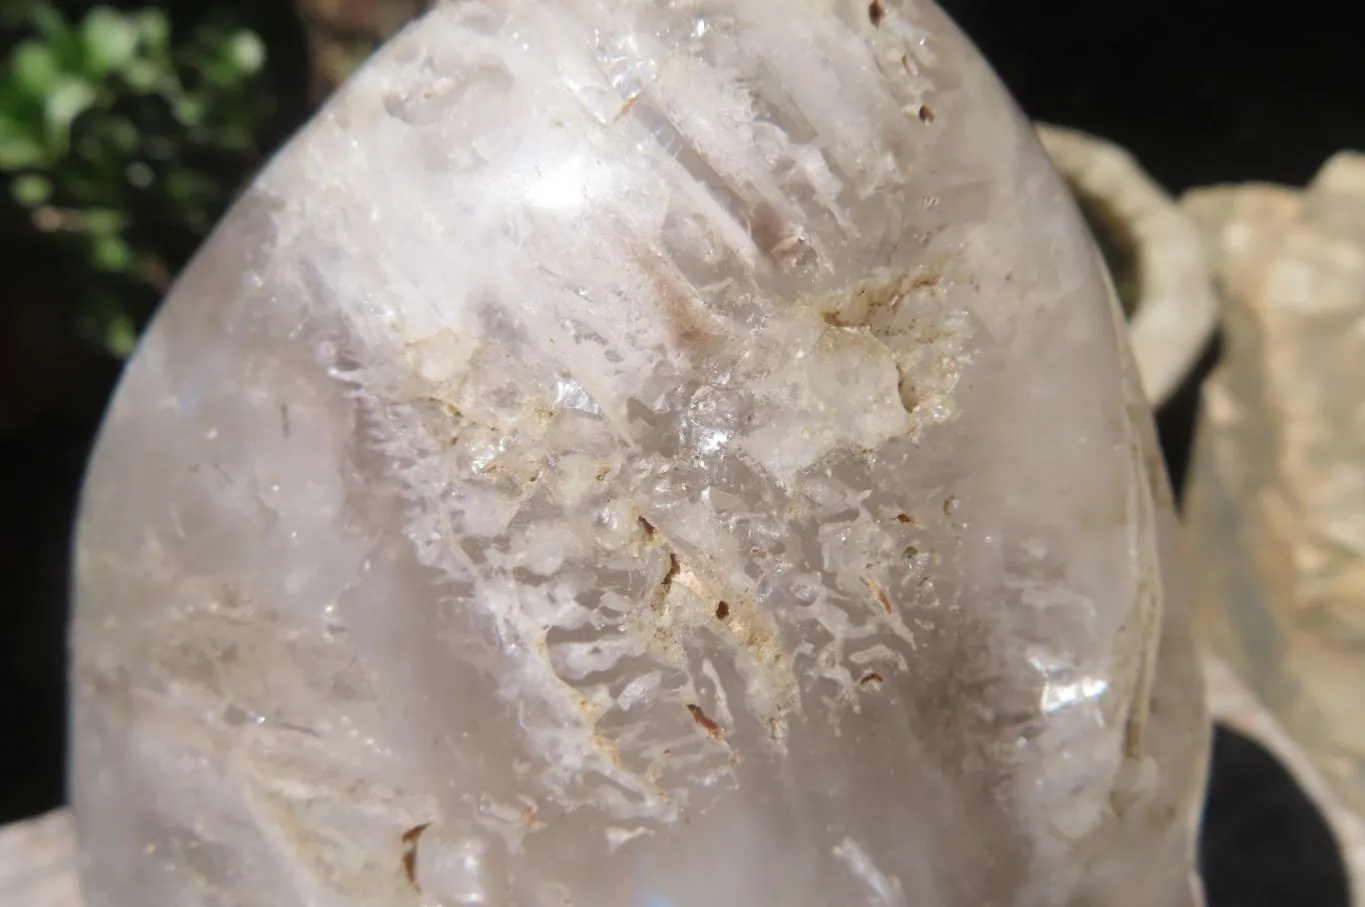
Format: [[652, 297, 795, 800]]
[[81, 7, 140, 77], [103, 115, 138, 153], [93, 307, 138, 357], [11, 172, 51, 205], [172, 95, 204, 127], [132, 9, 168, 55], [28, 3, 69, 42], [0, 117, 46, 169], [12, 40, 62, 97], [124, 160, 152, 187], [104, 315, 139, 358], [81, 208, 125, 235], [90, 232, 132, 271], [42, 75, 97, 154], [120, 58, 162, 93], [166, 169, 209, 204], [211, 123, 251, 152], [226, 30, 265, 76]]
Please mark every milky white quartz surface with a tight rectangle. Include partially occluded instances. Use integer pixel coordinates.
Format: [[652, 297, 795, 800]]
[[70, 1, 1209, 905]]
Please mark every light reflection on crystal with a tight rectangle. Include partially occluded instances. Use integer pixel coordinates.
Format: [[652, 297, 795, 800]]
[[1041, 676, 1109, 715], [833, 837, 903, 906], [525, 156, 589, 212], [417, 833, 500, 906], [696, 427, 728, 454], [1027, 647, 1110, 715], [554, 376, 601, 414]]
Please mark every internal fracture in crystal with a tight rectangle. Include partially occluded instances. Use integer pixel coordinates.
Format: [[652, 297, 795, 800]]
[[70, 2, 1210, 905]]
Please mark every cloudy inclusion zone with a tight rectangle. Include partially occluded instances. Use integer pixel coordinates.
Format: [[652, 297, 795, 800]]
[[68, 2, 1207, 907]]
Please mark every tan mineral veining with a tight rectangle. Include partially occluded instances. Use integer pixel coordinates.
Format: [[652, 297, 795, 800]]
[[628, 515, 801, 745], [804, 264, 975, 434], [66, 1, 1210, 904]]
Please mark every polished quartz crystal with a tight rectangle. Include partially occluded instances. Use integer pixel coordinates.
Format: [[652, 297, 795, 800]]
[[70, 1, 1209, 905]]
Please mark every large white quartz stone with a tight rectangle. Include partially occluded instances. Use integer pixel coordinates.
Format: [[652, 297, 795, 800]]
[[70, 1, 1209, 905]]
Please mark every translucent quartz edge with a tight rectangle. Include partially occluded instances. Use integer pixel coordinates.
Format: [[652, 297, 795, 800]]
[[32, 654, 1361, 906]]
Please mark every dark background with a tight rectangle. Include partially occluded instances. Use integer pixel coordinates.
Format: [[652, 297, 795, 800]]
[[3, 1, 1361, 903]]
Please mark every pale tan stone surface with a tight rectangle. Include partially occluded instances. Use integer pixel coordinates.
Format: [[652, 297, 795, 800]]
[[0, 810, 83, 907], [1183, 153, 1365, 896], [1203, 654, 1365, 901]]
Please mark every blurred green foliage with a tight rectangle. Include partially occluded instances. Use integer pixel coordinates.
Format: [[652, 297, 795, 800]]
[[0, 1, 271, 356]]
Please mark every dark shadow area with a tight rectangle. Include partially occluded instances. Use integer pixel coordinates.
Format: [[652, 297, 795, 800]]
[[941, 0, 1365, 194], [0, 357, 117, 823], [0, 0, 309, 827], [1158, 333, 1221, 504], [1201, 724, 1353, 907]]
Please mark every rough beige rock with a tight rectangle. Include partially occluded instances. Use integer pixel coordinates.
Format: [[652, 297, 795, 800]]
[[68, 2, 1207, 905], [1202, 654, 1365, 898], [1184, 152, 1365, 896], [0, 810, 83, 907]]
